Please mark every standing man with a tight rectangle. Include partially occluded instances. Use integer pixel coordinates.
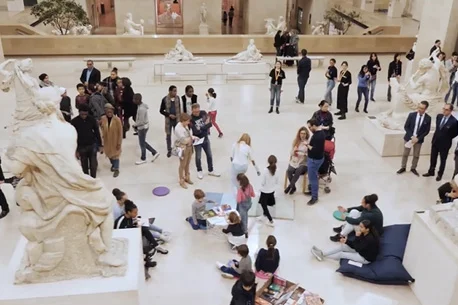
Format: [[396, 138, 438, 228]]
[[430, 39, 441, 56], [88, 83, 107, 123], [324, 58, 338, 105], [228, 6, 234, 28], [397, 101, 431, 176], [133, 93, 160, 165], [160, 85, 181, 158], [79, 60, 101, 88], [296, 49, 312, 104], [100, 104, 123, 177], [423, 103, 458, 181], [0, 157, 9, 219], [181, 85, 198, 114], [445, 52, 458, 103], [304, 119, 325, 206], [190, 103, 220, 180], [71, 104, 103, 178]]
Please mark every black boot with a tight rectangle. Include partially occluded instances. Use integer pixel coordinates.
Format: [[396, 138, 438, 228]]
[[334, 111, 341, 115], [338, 113, 346, 120], [276, 107, 280, 114], [268, 107, 273, 114]]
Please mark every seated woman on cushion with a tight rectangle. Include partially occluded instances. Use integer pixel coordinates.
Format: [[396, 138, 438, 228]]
[[311, 220, 380, 264], [330, 194, 383, 242], [285, 126, 310, 195]]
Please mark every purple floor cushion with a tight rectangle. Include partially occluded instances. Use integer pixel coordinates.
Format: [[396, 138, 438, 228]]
[[152, 186, 170, 197]]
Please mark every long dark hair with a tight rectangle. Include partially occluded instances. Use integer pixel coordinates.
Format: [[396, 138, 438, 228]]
[[267, 155, 277, 176], [363, 193, 378, 208], [208, 88, 217, 98], [359, 65, 368, 77], [266, 235, 277, 260], [393, 53, 401, 62], [361, 219, 380, 242], [369, 53, 378, 61]]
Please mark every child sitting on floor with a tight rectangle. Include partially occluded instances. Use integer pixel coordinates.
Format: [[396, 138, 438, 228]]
[[255, 235, 280, 275], [229, 271, 257, 305], [186, 189, 215, 230], [223, 211, 246, 248], [217, 244, 253, 279]]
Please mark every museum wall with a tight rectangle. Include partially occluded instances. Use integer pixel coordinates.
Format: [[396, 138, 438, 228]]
[[114, 0, 156, 34], [296, 0, 312, 34], [182, 0, 222, 34], [1, 35, 416, 56], [309, 0, 328, 33], [245, 0, 288, 34]]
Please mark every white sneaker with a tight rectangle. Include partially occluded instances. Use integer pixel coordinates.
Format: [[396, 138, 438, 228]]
[[163, 231, 172, 237], [151, 153, 160, 162], [221, 273, 235, 279], [197, 171, 204, 179], [135, 160, 147, 165], [256, 215, 265, 222], [311, 247, 324, 262], [208, 171, 221, 177], [266, 220, 275, 227], [216, 261, 224, 269], [159, 234, 171, 242]]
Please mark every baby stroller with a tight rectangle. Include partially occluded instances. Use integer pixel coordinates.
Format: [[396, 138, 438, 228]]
[[318, 131, 336, 194]]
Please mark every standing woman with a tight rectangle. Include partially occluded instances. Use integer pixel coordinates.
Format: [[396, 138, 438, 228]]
[[367, 53, 381, 102], [230, 133, 261, 188], [285, 127, 309, 195], [311, 100, 333, 138], [274, 30, 283, 56], [355, 65, 371, 113], [206, 88, 224, 137], [258, 155, 279, 227], [387, 53, 402, 102], [335, 61, 352, 120], [114, 78, 124, 119], [174, 113, 194, 189], [103, 67, 120, 101], [100, 104, 123, 177], [121, 77, 137, 137], [268, 61, 286, 114]]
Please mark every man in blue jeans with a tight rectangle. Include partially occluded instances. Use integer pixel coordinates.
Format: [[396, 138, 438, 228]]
[[190, 104, 220, 179], [133, 93, 160, 165], [304, 119, 325, 205], [296, 49, 312, 104]]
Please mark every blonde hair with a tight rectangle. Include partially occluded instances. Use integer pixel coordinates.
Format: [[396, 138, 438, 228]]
[[238, 133, 251, 146], [180, 113, 191, 122]]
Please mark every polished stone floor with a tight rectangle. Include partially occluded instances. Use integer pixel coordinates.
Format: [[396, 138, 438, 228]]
[[0, 54, 448, 305]]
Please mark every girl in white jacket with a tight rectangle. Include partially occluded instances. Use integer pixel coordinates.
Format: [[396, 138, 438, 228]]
[[258, 155, 279, 226]]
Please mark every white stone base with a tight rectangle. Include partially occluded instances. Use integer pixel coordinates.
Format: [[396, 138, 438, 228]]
[[0, 229, 146, 305], [199, 23, 209, 35], [162, 62, 208, 81], [222, 61, 269, 80], [363, 116, 432, 157]]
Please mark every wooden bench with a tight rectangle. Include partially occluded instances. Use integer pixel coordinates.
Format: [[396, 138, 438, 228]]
[[284, 172, 308, 193], [83, 57, 136, 69], [276, 56, 325, 67]]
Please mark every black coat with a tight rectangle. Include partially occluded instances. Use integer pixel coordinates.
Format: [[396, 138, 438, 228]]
[[432, 114, 458, 149], [297, 56, 312, 79], [387, 60, 402, 81], [80, 68, 101, 85], [230, 280, 256, 305], [122, 86, 137, 118], [403, 111, 431, 144], [181, 94, 198, 113]]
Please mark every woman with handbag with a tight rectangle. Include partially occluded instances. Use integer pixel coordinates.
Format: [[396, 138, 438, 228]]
[[367, 53, 381, 102]]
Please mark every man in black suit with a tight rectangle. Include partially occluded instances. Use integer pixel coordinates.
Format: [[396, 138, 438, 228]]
[[79, 60, 101, 88], [423, 103, 458, 181], [398, 101, 431, 176], [295, 49, 312, 104], [429, 39, 441, 56], [181, 85, 198, 114]]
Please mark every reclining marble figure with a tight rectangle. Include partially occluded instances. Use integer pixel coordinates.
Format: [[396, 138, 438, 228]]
[[0, 59, 126, 284]]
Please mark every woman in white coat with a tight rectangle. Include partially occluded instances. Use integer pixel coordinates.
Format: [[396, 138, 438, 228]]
[[230, 133, 260, 188]]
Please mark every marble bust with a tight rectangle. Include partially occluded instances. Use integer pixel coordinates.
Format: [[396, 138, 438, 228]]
[[200, 2, 207, 24], [229, 39, 263, 62], [123, 12, 144, 35], [165, 39, 201, 62], [378, 50, 449, 130], [0, 59, 126, 284]]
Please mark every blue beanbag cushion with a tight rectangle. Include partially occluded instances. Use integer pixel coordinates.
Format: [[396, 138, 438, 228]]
[[336, 224, 415, 285]]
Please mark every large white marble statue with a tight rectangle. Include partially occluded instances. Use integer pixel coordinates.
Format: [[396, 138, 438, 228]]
[[378, 50, 450, 130], [265, 16, 287, 35], [312, 21, 326, 35], [71, 25, 92, 35], [0, 59, 126, 284], [229, 39, 263, 62], [158, 2, 182, 26], [277, 16, 287, 32], [165, 39, 201, 62], [123, 13, 144, 35], [404, 35, 418, 82], [200, 2, 207, 24]]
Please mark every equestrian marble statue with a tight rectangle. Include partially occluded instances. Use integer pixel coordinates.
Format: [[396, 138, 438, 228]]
[[378, 49, 449, 130], [0, 59, 126, 284]]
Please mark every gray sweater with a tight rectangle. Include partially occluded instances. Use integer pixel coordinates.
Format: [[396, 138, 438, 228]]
[[233, 256, 253, 274], [135, 103, 149, 130], [191, 200, 206, 224]]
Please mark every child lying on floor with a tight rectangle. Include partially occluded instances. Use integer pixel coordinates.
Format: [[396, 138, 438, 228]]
[[185, 189, 216, 230]]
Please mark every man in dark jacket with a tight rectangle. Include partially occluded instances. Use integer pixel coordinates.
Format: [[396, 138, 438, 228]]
[[296, 49, 312, 104], [79, 60, 101, 87], [230, 271, 257, 305]]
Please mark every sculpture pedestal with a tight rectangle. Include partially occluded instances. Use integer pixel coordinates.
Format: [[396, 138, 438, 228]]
[[362, 117, 433, 157], [223, 62, 269, 80], [162, 62, 208, 81], [199, 23, 209, 35], [388, 0, 403, 18], [0, 229, 146, 305]]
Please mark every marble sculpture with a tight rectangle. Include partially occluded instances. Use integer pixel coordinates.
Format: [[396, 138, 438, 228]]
[[200, 2, 207, 24], [51, 25, 92, 36], [0, 59, 127, 284], [165, 39, 202, 62], [378, 49, 449, 130], [312, 22, 326, 35], [123, 13, 144, 36], [264, 16, 287, 35], [229, 39, 263, 62]]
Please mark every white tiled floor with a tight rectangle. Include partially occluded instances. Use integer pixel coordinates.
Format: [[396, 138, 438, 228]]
[[0, 54, 445, 305]]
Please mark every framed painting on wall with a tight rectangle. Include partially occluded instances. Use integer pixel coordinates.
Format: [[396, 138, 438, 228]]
[[156, 0, 183, 28]]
